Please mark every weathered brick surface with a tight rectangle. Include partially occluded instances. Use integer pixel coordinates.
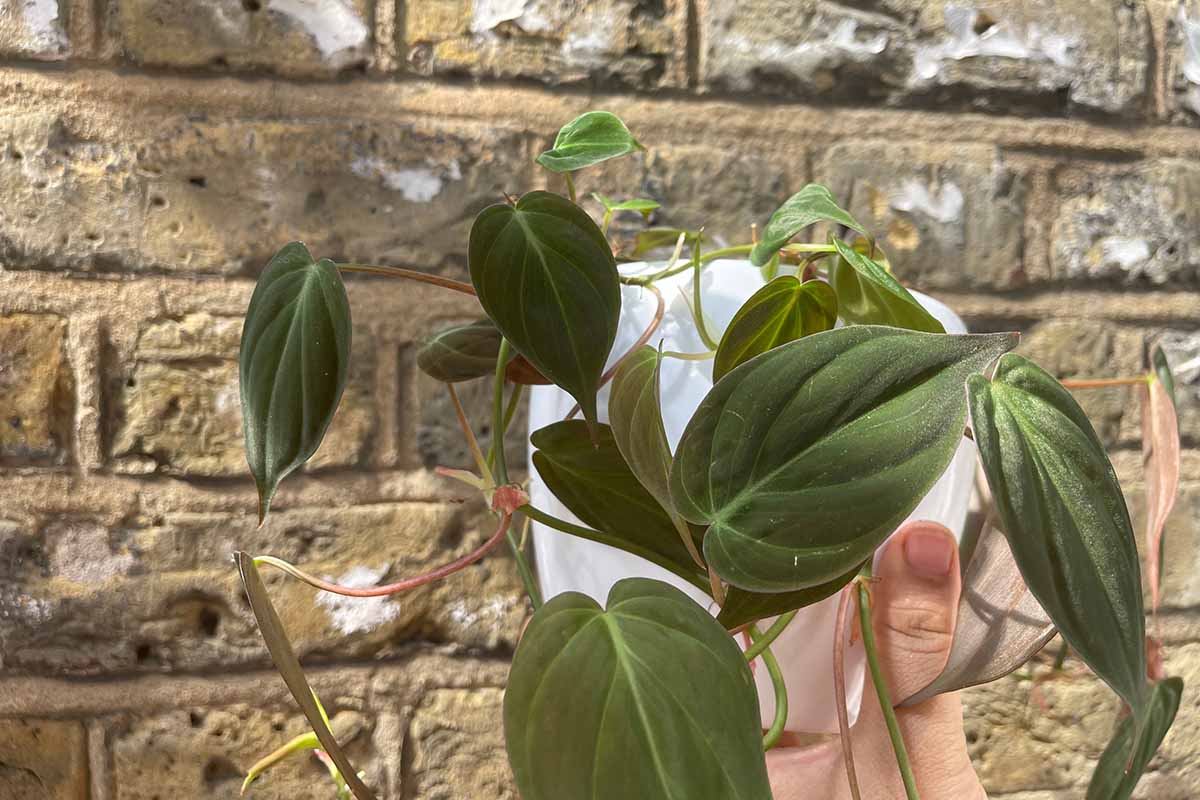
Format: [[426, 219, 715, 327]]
[[0, 0, 68, 59], [1050, 160, 1200, 286], [0, 313, 71, 465], [815, 141, 1028, 289], [702, 0, 1151, 115], [406, 0, 686, 88], [406, 688, 514, 799], [0, 718, 87, 798], [107, 0, 375, 76]]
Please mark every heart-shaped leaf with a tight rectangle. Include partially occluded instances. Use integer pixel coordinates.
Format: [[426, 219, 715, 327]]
[[240, 242, 352, 523], [416, 318, 514, 383], [902, 520, 1054, 706], [718, 563, 865, 631], [670, 326, 1017, 593], [531, 420, 701, 582], [536, 111, 644, 173], [469, 191, 620, 429], [1086, 677, 1183, 800], [830, 238, 945, 333], [504, 578, 773, 800], [712, 277, 838, 382], [1141, 371, 1180, 615], [750, 184, 864, 266], [968, 353, 1149, 717]]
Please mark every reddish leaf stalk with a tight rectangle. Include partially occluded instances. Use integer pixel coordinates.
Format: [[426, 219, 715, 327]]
[[565, 283, 667, 421], [254, 514, 512, 598], [1060, 376, 1149, 390], [833, 585, 863, 800], [337, 263, 477, 296]]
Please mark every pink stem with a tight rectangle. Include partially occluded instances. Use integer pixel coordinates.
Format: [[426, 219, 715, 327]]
[[834, 585, 862, 800], [256, 514, 512, 598]]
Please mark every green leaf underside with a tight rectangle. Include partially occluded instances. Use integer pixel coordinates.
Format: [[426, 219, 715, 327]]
[[1086, 677, 1183, 800], [631, 228, 706, 258], [536, 111, 645, 173], [1153, 347, 1176, 407], [830, 238, 944, 334], [713, 277, 838, 382], [504, 579, 773, 800], [416, 318, 514, 383], [236, 554, 375, 800], [239, 242, 351, 521], [750, 184, 864, 266], [968, 354, 1148, 717], [718, 562, 865, 630], [531, 420, 703, 581], [595, 194, 660, 216], [608, 347, 678, 519], [469, 191, 620, 428], [670, 326, 1017, 593]]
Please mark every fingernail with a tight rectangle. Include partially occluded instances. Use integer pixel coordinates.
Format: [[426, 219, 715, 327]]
[[904, 530, 954, 578]]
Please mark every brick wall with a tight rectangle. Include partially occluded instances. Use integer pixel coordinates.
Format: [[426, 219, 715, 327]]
[[1, 1, 1199, 798]]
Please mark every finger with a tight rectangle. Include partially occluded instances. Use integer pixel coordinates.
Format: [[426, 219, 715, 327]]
[[869, 520, 961, 703]]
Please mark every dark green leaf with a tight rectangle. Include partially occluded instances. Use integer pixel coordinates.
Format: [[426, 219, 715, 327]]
[[1086, 677, 1183, 800], [235, 553, 375, 800], [536, 111, 644, 173], [670, 327, 1017, 593], [416, 318, 514, 383], [712, 277, 838, 382], [469, 191, 620, 429], [594, 193, 660, 219], [630, 228, 706, 258], [830, 238, 944, 333], [504, 578, 773, 800], [531, 420, 700, 577], [240, 242, 352, 523], [718, 562, 864, 630], [750, 184, 864, 266], [968, 353, 1148, 717], [1153, 346, 1176, 407]]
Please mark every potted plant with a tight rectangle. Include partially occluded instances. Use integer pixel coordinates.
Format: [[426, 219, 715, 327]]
[[232, 111, 1184, 800]]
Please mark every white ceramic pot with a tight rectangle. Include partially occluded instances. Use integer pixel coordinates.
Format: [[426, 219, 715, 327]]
[[527, 259, 976, 734]]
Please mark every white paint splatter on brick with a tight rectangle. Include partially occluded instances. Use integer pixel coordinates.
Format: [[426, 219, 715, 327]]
[[1178, 6, 1200, 115], [471, 0, 526, 33], [890, 180, 964, 224], [49, 522, 135, 585], [350, 157, 462, 202], [912, 5, 1077, 82], [21, 0, 68, 54], [317, 565, 400, 634], [267, 0, 368, 64], [1099, 236, 1152, 273], [716, 20, 887, 90]]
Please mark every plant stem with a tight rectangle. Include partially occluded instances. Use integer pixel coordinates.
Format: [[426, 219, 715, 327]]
[[1053, 640, 1069, 671], [601, 208, 613, 236], [447, 384, 493, 485], [488, 339, 542, 609], [743, 609, 797, 662], [858, 568, 920, 800], [490, 338, 512, 485], [748, 623, 788, 751], [521, 504, 711, 595], [661, 350, 715, 361], [1060, 376, 1150, 390], [338, 263, 476, 296], [627, 244, 755, 285], [502, 381, 525, 432], [691, 238, 720, 351], [833, 586, 862, 800], [253, 514, 513, 598], [564, 172, 577, 203]]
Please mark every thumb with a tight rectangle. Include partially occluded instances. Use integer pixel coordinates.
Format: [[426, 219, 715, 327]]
[[869, 520, 961, 702]]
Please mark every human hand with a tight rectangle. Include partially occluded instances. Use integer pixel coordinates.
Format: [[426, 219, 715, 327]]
[[767, 521, 987, 800]]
